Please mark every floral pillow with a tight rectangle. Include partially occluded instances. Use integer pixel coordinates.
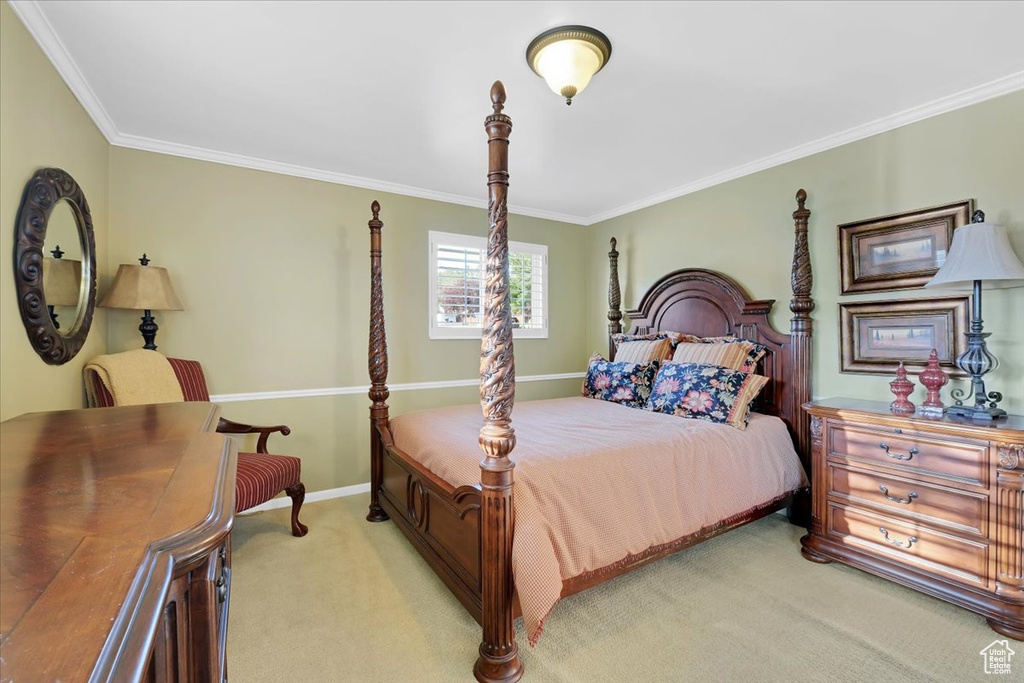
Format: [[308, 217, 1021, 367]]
[[581, 353, 659, 409], [647, 361, 769, 430]]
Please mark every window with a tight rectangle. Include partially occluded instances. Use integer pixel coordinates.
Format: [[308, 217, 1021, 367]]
[[429, 231, 548, 339]]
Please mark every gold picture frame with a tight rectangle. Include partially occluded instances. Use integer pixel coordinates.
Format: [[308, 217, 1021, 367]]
[[839, 297, 969, 376], [839, 200, 973, 294]]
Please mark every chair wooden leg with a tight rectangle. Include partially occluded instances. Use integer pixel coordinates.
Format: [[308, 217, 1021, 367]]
[[285, 483, 308, 537]]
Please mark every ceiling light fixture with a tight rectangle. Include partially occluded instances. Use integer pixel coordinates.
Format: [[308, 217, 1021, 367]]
[[526, 25, 612, 106]]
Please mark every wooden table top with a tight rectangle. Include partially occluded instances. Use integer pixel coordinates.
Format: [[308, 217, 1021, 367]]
[[0, 402, 234, 681]]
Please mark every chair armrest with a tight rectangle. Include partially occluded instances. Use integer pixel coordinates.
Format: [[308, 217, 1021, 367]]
[[216, 417, 291, 454]]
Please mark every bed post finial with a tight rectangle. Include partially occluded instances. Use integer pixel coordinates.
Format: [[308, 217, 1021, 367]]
[[476, 83, 524, 683], [789, 189, 813, 525], [367, 200, 390, 523], [490, 80, 506, 114], [608, 237, 622, 359]]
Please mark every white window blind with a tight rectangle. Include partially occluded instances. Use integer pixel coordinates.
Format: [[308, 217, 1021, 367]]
[[429, 231, 548, 339]]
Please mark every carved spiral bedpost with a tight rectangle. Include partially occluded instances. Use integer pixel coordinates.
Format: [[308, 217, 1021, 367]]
[[367, 200, 390, 523], [789, 189, 813, 526], [608, 237, 622, 359], [474, 81, 524, 683]]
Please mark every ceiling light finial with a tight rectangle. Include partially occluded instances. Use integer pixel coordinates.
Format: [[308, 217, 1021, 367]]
[[527, 25, 611, 106]]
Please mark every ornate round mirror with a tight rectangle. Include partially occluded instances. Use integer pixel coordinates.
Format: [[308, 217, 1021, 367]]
[[13, 168, 97, 365]]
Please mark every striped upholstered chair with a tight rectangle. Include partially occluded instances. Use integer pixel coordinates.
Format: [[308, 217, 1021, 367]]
[[87, 357, 308, 537]]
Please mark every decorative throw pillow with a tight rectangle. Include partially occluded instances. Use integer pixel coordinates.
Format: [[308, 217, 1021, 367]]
[[581, 353, 660, 409], [614, 337, 674, 363], [670, 338, 767, 373], [647, 362, 769, 430]]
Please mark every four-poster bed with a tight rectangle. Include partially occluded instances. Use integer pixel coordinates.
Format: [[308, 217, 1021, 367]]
[[365, 81, 814, 682]]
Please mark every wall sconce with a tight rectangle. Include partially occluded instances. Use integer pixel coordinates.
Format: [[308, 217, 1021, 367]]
[[99, 254, 183, 350], [527, 25, 612, 105]]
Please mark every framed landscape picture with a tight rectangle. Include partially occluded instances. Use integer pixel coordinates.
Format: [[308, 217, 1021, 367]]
[[839, 297, 969, 376], [838, 199, 973, 294]]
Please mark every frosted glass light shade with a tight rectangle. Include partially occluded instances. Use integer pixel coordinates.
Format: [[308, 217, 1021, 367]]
[[925, 221, 1024, 290], [527, 26, 611, 105], [42, 257, 82, 307], [100, 263, 184, 311]]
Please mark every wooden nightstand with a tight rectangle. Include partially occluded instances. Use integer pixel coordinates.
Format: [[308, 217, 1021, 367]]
[[800, 398, 1024, 639]]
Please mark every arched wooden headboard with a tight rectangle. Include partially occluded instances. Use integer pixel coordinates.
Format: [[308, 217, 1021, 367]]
[[607, 190, 813, 470]]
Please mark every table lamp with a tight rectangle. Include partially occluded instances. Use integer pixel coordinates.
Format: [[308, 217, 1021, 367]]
[[42, 245, 82, 331], [99, 254, 183, 350], [925, 210, 1024, 420]]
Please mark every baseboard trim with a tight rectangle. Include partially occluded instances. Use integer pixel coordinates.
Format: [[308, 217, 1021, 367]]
[[210, 371, 585, 403], [239, 481, 371, 514]]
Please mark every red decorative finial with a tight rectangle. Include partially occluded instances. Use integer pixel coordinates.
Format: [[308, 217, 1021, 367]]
[[490, 80, 506, 114], [371, 200, 380, 220], [919, 349, 948, 417], [889, 362, 916, 414]]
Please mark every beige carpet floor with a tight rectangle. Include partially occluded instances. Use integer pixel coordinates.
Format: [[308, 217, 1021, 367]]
[[228, 494, 1014, 682]]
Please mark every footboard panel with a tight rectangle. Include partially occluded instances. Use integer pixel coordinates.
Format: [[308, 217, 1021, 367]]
[[378, 436, 483, 622]]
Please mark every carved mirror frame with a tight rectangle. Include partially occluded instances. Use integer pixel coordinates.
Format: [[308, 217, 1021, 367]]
[[13, 168, 97, 365]]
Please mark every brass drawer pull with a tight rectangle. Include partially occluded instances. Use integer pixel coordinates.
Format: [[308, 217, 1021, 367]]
[[879, 527, 917, 549], [879, 485, 918, 505], [878, 443, 918, 461]]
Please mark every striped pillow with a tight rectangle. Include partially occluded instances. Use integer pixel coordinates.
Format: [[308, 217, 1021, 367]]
[[614, 337, 674, 363], [671, 339, 767, 373]]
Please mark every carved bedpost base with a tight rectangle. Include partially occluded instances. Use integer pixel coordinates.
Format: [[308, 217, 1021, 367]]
[[474, 648, 525, 683], [787, 490, 811, 528], [285, 483, 309, 537]]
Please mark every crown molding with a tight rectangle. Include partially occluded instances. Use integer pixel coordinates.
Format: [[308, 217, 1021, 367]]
[[111, 132, 588, 224], [13, 0, 1022, 229], [583, 71, 1024, 225], [8, 0, 120, 140]]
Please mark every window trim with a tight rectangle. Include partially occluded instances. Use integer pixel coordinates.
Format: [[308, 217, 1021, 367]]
[[428, 230, 549, 340]]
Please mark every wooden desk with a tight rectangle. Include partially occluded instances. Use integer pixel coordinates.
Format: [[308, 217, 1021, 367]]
[[1, 402, 236, 682]]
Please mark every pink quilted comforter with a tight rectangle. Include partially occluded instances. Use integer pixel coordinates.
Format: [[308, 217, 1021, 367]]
[[389, 396, 807, 644]]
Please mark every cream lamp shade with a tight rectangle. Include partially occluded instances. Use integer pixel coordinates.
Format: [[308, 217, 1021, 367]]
[[925, 220, 1024, 289], [100, 261, 184, 311], [527, 26, 611, 105], [42, 257, 82, 307]]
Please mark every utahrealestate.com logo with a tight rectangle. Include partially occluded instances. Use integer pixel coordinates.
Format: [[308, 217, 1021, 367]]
[[980, 640, 1015, 675]]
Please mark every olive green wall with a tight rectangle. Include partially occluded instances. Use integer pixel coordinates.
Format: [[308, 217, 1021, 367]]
[[106, 147, 587, 492], [586, 91, 1024, 415], [0, 1, 110, 421]]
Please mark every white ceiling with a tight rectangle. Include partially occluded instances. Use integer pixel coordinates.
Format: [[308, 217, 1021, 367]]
[[12, 1, 1024, 225]]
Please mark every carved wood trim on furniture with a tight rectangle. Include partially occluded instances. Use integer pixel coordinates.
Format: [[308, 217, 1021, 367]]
[[0, 403, 235, 681], [801, 398, 1024, 639], [12, 167, 97, 365], [366, 83, 814, 682]]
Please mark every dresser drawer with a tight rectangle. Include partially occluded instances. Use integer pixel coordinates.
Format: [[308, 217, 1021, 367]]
[[828, 463, 988, 536], [827, 503, 989, 589], [827, 421, 988, 487]]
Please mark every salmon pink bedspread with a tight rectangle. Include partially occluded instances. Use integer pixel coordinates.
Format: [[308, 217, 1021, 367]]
[[389, 396, 807, 644]]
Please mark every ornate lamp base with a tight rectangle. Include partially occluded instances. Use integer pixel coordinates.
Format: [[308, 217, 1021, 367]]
[[946, 403, 1007, 421]]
